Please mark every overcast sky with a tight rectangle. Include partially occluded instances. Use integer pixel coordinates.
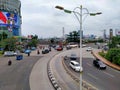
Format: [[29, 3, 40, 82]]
[[20, 0, 120, 38]]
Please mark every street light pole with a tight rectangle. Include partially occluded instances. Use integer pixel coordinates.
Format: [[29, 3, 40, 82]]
[[80, 5, 83, 90], [55, 5, 102, 90]]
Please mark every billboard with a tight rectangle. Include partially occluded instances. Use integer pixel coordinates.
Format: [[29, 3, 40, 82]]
[[0, 11, 20, 32]]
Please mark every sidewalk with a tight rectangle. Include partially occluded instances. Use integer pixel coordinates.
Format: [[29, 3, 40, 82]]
[[92, 50, 120, 71]]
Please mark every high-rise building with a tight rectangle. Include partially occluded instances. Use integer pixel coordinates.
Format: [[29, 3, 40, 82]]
[[109, 29, 113, 39], [0, 0, 21, 37]]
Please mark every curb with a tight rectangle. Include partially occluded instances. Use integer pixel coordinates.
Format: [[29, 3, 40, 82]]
[[47, 53, 62, 90], [91, 50, 120, 71], [62, 58, 98, 90]]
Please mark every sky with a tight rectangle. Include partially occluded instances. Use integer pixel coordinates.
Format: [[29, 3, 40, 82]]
[[20, 0, 120, 38]]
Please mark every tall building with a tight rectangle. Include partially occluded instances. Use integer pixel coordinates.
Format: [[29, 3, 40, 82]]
[[0, 0, 21, 37], [109, 29, 113, 39]]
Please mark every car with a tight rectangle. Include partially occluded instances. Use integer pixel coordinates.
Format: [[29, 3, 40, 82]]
[[56, 46, 63, 51], [69, 44, 78, 48], [42, 48, 49, 54], [64, 56, 68, 60], [93, 59, 106, 69], [66, 45, 71, 50], [70, 53, 78, 60], [31, 47, 36, 50], [86, 47, 92, 51], [82, 44, 87, 47], [24, 49, 31, 54], [69, 61, 83, 72], [4, 51, 16, 56]]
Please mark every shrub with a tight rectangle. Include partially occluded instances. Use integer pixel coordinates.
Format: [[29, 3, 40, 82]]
[[105, 48, 120, 66]]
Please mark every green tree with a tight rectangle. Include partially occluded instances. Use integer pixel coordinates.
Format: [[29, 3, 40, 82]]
[[1, 37, 17, 51], [109, 36, 120, 48], [66, 31, 79, 43], [28, 39, 38, 47]]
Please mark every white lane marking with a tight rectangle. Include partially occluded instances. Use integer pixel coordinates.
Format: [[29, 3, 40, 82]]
[[87, 73, 98, 80], [113, 69, 120, 74], [87, 63, 92, 67], [103, 71, 115, 78]]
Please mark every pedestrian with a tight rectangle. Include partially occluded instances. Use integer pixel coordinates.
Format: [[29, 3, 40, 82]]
[[8, 59, 12, 66], [37, 50, 40, 54], [28, 52, 30, 56]]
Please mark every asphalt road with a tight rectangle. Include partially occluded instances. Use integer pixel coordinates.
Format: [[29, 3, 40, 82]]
[[50, 50, 80, 90], [0, 56, 40, 90], [63, 47, 120, 90]]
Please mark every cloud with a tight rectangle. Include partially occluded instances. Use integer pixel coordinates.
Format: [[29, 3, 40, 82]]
[[20, 0, 120, 38]]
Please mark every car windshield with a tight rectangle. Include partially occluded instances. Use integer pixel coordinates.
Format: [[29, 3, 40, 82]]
[[75, 64, 80, 67], [98, 61, 104, 65], [71, 54, 76, 56]]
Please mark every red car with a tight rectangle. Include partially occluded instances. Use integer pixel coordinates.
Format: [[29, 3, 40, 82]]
[[56, 46, 63, 51]]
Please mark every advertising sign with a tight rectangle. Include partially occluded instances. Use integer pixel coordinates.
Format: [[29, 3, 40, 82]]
[[0, 11, 20, 32]]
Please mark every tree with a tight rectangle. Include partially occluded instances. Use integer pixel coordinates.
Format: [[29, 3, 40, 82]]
[[1, 37, 17, 51], [109, 36, 120, 48], [66, 31, 79, 43], [0, 32, 8, 41]]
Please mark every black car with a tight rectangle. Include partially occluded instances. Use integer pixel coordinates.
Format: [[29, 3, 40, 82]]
[[42, 48, 49, 54], [93, 59, 106, 69]]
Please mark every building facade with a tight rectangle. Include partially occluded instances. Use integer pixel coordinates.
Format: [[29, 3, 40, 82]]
[[0, 0, 21, 38]]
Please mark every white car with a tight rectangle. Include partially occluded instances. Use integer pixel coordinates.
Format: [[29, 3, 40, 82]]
[[69, 61, 83, 72], [86, 47, 92, 51]]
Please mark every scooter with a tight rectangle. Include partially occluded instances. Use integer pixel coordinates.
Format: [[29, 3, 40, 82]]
[[8, 60, 12, 66]]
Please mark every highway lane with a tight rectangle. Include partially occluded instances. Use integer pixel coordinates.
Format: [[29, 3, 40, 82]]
[[0, 56, 40, 90], [50, 50, 80, 90], [63, 47, 120, 90]]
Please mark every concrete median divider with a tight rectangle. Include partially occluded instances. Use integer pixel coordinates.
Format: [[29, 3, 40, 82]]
[[47, 55, 62, 90]]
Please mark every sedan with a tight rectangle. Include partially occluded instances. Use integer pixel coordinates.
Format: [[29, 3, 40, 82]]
[[24, 49, 31, 54], [42, 48, 49, 54], [70, 61, 83, 72], [93, 59, 106, 69], [56, 46, 63, 51], [70, 53, 78, 60], [86, 47, 92, 51]]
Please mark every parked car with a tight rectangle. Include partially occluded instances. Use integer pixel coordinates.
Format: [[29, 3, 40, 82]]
[[24, 49, 31, 54], [93, 59, 106, 69], [70, 53, 78, 60], [4, 51, 17, 56], [69, 61, 83, 72], [31, 47, 36, 50], [86, 47, 92, 51], [42, 48, 49, 54]]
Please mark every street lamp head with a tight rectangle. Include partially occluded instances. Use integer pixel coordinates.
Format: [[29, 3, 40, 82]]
[[64, 9, 72, 14], [96, 12, 102, 15], [90, 12, 102, 16], [55, 6, 64, 10], [90, 13, 96, 16]]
